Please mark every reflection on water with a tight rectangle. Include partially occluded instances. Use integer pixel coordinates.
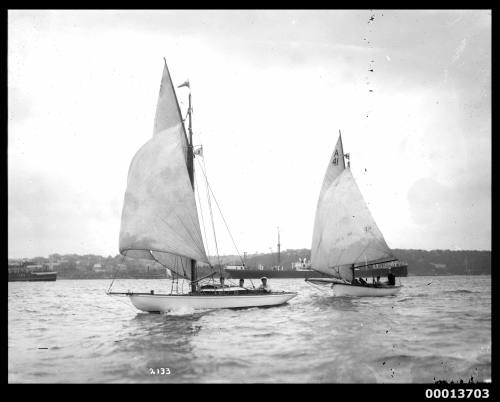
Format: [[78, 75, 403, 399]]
[[309, 294, 362, 312], [8, 276, 491, 383], [122, 313, 208, 381]]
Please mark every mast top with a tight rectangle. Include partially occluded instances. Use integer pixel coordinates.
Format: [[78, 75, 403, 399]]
[[338, 130, 350, 168]]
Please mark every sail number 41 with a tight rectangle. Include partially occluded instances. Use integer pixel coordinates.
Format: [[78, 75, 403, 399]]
[[149, 367, 171, 375]]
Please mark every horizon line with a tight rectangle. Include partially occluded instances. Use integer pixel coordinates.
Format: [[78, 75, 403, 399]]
[[8, 247, 492, 260]]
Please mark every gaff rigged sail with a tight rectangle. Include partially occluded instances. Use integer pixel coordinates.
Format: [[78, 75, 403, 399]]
[[311, 133, 394, 282], [119, 62, 209, 279]]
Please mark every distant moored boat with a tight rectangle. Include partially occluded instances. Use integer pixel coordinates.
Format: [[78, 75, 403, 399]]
[[8, 263, 57, 282]]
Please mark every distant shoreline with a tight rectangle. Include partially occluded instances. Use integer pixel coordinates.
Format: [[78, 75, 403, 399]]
[[8, 249, 491, 277], [7, 273, 491, 281]]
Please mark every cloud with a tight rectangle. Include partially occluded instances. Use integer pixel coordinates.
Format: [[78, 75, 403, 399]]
[[8, 166, 122, 258], [8, 10, 491, 257], [451, 38, 467, 64], [406, 177, 490, 249]]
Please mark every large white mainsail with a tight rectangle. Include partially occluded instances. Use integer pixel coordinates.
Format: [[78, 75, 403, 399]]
[[311, 133, 393, 282], [119, 62, 209, 279]]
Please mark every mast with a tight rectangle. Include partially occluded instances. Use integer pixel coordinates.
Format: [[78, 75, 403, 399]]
[[277, 227, 281, 268], [185, 88, 197, 292], [339, 129, 350, 168]]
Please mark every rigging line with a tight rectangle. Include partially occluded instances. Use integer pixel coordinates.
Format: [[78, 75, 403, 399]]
[[177, 254, 186, 279], [196, 158, 246, 267], [176, 269, 180, 293], [150, 212, 191, 252], [179, 255, 189, 281], [169, 257, 180, 292], [182, 207, 210, 260], [194, 168, 211, 258], [353, 241, 379, 268], [133, 245, 192, 277], [149, 249, 189, 280], [173, 212, 207, 260], [171, 262, 183, 294], [159, 208, 200, 255], [170, 260, 175, 293], [107, 253, 126, 294], [155, 212, 205, 262], [145, 171, 202, 251], [198, 158, 222, 271], [152, 181, 205, 256], [305, 280, 332, 294], [354, 244, 371, 266]]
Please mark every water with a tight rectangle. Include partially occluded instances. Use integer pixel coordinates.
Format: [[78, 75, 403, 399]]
[[8, 276, 491, 383]]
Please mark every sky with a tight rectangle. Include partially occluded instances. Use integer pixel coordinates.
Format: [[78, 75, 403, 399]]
[[8, 10, 491, 259]]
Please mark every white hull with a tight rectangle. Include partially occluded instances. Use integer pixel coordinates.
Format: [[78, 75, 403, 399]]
[[126, 292, 297, 313], [331, 283, 401, 297]]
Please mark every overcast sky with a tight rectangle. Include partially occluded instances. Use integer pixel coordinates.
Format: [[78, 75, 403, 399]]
[[8, 10, 491, 259]]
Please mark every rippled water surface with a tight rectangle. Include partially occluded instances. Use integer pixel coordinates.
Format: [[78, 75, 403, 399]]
[[8, 276, 491, 383]]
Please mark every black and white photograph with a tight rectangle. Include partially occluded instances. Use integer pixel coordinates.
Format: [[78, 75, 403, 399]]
[[8, 9, 491, 385]]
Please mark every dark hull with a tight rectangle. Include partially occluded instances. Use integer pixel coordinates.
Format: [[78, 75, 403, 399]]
[[9, 272, 57, 282], [227, 264, 408, 280], [355, 264, 408, 278], [225, 269, 328, 279]]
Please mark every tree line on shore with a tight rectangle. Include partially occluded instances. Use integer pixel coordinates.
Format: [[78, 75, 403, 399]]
[[240, 248, 490, 275], [8, 248, 491, 277]]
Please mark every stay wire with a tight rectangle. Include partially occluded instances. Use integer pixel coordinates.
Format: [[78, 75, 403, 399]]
[[198, 157, 222, 273], [106, 253, 126, 294], [196, 158, 245, 267], [194, 168, 211, 259], [196, 157, 255, 289]]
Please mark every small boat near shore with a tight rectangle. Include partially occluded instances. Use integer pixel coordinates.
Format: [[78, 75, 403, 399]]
[[306, 131, 406, 297], [107, 59, 296, 312], [8, 263, 57, 282]]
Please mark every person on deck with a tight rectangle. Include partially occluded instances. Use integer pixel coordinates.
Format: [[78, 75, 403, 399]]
[[374, 276, 382, 286], [239, 278, 245, 288], [258, 277, 272, 293], [387, 273, 396, 286], [220, 276, 226, 288]]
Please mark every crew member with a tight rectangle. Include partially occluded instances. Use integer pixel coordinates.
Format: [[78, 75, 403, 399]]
[[258, 277, 272, 293]]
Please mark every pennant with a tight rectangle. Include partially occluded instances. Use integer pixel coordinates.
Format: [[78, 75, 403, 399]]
[[193, 146, 203, 157]]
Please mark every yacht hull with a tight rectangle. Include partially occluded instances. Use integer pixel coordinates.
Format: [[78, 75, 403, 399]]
[[118, 292, 297, 313], [331, 283, 401, 297], [306, 278, 401, 297]]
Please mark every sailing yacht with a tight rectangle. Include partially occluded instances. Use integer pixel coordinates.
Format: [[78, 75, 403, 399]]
[[107, 59, 297, 312], [305, 131, 407, 297]]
